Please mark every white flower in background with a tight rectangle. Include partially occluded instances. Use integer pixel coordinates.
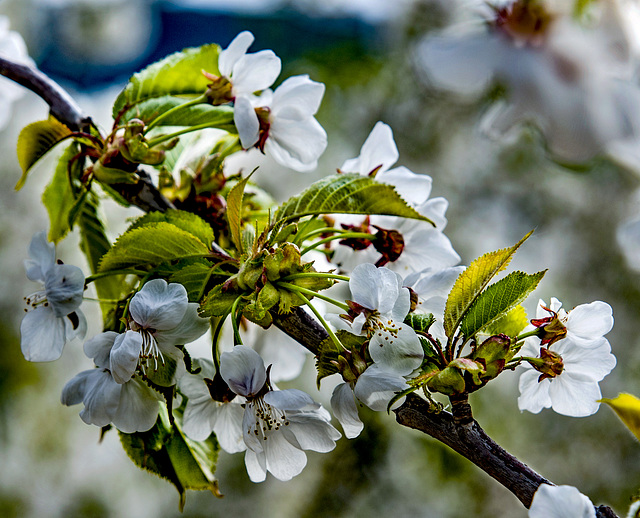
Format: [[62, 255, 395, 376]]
[[220, 345, 340, 482], [109, 279, 209, 384], [179, 358, 245, 453], [328, 263, 424, 437], [218, 30, 281, 99], [0, 16, 35, 130], [20, 231, 86, 362], [529, 484, 595, 518], [331, 122, 460, 274], [416, 0, 640, 171], [517, 333, 616, 417], [532, 297, 614, 349], [61, 331, 162, 433], [234, 74, 327, 171]]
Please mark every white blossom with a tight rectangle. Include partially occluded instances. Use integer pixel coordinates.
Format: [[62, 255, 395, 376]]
[[61, 331, 162, 433], [529, 484, 595, 518], [220, 345, 340, 482], [517, 334, 616, 417], [109, 279, 209, 384], [331, 122, 459, 275], [218, 30, 281, 99], [234, 74, 327, 171], [20, 231, 86, 362]]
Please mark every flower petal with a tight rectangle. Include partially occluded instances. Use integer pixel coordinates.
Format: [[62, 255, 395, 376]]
[[219, 31, 254, 77], [231, 50, 281, 94], [548, 374, 602, 417], [518, 369, 552, 414], [566, 301, 614, 344], [44, 263, 85, 317], [20, 306, 66, 362], [529, 484, 595, 518], [271, 75, 324, 118], [155, 303, 209, 349], [212, 402, 246, 454], [265, 116, 327, 171], [84, 331, 119, 369], [112, 378, 161, 433], [129, 279, 188, 330], [24, 231, 55, 281], [341, 121, 398, 176], [263, 429, 308, 481], [234, 94, 260, 149], [369, 326, 423, 376], [220, 345, 267, 397], [264, 389, 319, 411], [110, 331, 143, 384], [285, 409, 341, 452], [331, 382, 364, 439], [354, 365, 409, 411], [244, 448, 267, 482]]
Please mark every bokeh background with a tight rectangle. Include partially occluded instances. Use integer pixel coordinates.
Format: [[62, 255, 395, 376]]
[[0, 0, 638, 517]]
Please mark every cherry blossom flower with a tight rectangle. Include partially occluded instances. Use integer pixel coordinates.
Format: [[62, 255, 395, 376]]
[[532, 298, 614, 349], [220, 345, 340, 482], [328, 263, 424, 437], [109, 279, 209, 384], [234, 74, 327, 171], [179, 358, 245, 453], [20, 231, 86, 362], [529, 484, 595, 518], [517, 333, 616, 417], [61, 331, 162, 433], [218, 31, 281, 100], [416, 0, 640, 171], [0, 16, 35, 130], [331, 122, 459, 275]]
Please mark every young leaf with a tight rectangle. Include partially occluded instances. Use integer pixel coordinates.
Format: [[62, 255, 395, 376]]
[[482, 304, 529, 337], [42, 143, 78, 244], [168, 260, 214, 302], [459, 270, 545, 340], [99, 222, 210, 272], [443, 231, 533, 339], [121, 96, 234, 127], [131, 210, 214, 248], [315, 331, 367, 386], [113, 44, 221, 117], [404, 313, 436, 334], [16, 117, 72, 190], [199, 284, 241, 318], [599, 393, 640, 441], [273, 173, 433, 225], [226, 173, 253, 253]]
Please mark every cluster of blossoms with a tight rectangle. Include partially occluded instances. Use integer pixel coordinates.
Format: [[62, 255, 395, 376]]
[[417, 0, 640, 172]]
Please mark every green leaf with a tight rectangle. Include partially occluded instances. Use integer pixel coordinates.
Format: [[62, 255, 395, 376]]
[[42, 143, 78, 244], [131, 210, 214, 248], [120, 410, 220, 511], [199, 284, 241, 318], [121, 96, 234, 127], [226, 173, 253, 253], [600, 393, 640, 441], [113, 44, 221, 118], [459, 270, 545, 340], [315, 331, 366, 386], [16, 117, 72, 190], [483, 304, 529, 337], [404, 313, 436, 334], [168, 260, 214, 302], [99, 222, 209, 272], [273, 173, 433, 225], [444, 231, 533, 339]]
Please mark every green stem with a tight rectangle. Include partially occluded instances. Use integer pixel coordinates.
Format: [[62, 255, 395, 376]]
[[280, 272, 350, 283], [292, 226, 343, 246], [144, 95, 207, 132], [230, 296, 244, 345], [277, 281, 349, 312], [82, 297, 120, 304], [211, 314, 228, 371], [85, 269, 148, 284], [514, 328, 540, 343], [291, 290, 345, 352], [300, 232, 376, 256], [147, 121, 232, 148]]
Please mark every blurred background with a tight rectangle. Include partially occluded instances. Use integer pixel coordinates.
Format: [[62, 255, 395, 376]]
[[0, 0, 638, 516]]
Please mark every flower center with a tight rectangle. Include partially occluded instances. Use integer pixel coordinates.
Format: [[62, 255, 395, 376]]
[[130, 322, 164, 372], [492, 0, 555, 45], [24, 290, 49, 310], [247, 397, 290, 441]]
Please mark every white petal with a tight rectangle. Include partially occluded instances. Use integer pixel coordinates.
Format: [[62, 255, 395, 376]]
[[266, 116, 327, 171], [264, 389, 318, 411], [349, 263, 400, 313], [558, 338, 616, 381], [110, 331, 142, 384], [113, 379, 161, 433], [285, 410, 341, 452], [271, 75, 324, 117], [20, 306, 66, 362], [84, 331, 119, 369], [66, 309, 87, 344], [231, 50, 281, 95], [331, 383, 364, 439], [155, 303, 209, 349], [369, 326, 423, 376], [219, 31, 254, 77], [529, 484, 595, 518], [263, 430, 308, 481], [354, 365, 409, 411], [44, 263, 85, 317], [25, 231, 55, 281], [61, 369, 95, 406], [378, 166, 432, 206], [517, 370, 552, 414], [78, 370, 122, 428], [234, 95, 260, 149], [130, 279, 188, 330], [220, 345, 267, 397], [212, 402, 246, 453], [341, 121, 398, 175], [566, 301, 614, 342], [548, 374, 602, 417], [244, 448, 267, 482]]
